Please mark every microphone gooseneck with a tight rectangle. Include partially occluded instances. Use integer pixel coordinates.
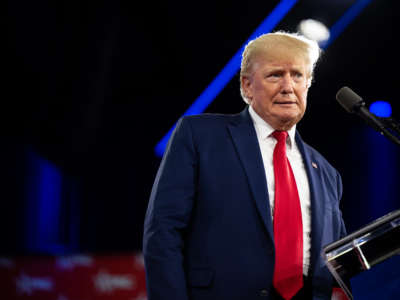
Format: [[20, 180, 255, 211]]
[[336, 86, 400, 146]]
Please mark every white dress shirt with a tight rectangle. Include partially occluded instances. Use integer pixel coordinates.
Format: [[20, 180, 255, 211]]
[[248, 105, 311, 276]]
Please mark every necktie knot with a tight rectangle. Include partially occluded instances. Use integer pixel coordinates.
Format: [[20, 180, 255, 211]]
[[272, 130, 288, 144]]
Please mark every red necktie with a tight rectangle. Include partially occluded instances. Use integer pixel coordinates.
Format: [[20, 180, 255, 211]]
[[272, 131, 303, 300]]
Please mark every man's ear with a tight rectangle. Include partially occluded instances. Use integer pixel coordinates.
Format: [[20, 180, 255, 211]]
[[307, 76, 313, 88], [241, 76, 253, 100]]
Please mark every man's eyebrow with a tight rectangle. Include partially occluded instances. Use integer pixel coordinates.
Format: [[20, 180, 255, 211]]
[[264, 66, 285, 71], [265, 66, 303, 72]]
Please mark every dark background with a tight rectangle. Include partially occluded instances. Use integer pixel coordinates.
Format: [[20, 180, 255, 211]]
[[3, 0, 400, 256]]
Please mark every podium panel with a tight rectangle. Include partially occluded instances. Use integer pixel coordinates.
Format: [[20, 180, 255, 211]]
[[350, 254, 400, 299], [322, 210, 400, 300]]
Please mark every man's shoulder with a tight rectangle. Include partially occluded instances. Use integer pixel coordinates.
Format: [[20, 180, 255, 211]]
[[179, 112, 243, 129], [174, 111, 250, 143]]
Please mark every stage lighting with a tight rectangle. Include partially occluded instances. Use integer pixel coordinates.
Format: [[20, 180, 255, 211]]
[[298, 19, 330, 45], [369, 101, 392, 117]]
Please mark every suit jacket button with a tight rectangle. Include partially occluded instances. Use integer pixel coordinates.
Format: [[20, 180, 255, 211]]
[[259, 289, 269, 297]]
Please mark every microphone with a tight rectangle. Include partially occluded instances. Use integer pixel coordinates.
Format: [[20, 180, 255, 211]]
[[336, 87, 386, 132], [336, 86, 400, 146]]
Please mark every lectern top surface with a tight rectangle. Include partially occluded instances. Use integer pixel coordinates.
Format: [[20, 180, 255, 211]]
[[323, 209, 400, 253]]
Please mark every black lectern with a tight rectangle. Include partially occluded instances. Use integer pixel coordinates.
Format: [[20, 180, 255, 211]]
[[322, 209, 400, 300]]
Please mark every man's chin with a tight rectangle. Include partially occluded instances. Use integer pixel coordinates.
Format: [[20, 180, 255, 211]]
[[273, 113, 303, 130]]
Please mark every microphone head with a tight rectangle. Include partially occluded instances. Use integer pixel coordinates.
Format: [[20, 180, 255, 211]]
[[336, 86, 364, 113]]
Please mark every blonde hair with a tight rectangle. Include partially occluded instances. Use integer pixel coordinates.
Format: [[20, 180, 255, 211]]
[[240, 31, 321, 103]]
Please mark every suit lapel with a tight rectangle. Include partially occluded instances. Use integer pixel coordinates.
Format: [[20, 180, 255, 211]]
[[227, 108, 274, 243], [295, 133, 326, 272]]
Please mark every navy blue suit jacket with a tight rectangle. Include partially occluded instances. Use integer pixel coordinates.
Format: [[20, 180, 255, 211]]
[[143, 108, 347, 300]]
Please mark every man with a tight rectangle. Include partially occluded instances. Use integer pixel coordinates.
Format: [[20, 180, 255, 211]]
[[143, 31, 347, 300]]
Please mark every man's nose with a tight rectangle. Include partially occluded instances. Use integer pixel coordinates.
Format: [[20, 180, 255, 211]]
[[281, 74, 294, 93]]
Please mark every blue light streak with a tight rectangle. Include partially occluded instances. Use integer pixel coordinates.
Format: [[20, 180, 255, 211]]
[[155, 0, 374, 156], [321, 0, 373, 49]]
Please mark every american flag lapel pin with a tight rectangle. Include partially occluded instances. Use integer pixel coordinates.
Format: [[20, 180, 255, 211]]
[[311, 162, 318, 169]]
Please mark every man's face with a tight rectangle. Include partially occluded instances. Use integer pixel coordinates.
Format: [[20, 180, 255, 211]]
[[242, 54, 310, 130]]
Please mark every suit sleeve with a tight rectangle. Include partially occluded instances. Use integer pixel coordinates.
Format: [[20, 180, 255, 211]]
[[336, 170, 347, 239], [143, 117, 197, 300], [332, 169, 351, 295]]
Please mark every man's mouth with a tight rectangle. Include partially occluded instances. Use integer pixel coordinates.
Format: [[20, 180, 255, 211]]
[[275, 101, 296, 105]]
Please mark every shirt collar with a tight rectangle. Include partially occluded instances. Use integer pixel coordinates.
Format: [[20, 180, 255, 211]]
[[248, 105, 297, 149]]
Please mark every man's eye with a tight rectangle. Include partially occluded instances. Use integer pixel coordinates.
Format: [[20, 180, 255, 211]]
[[268, 73, 280, 78], [294, 72, 303, 78]]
